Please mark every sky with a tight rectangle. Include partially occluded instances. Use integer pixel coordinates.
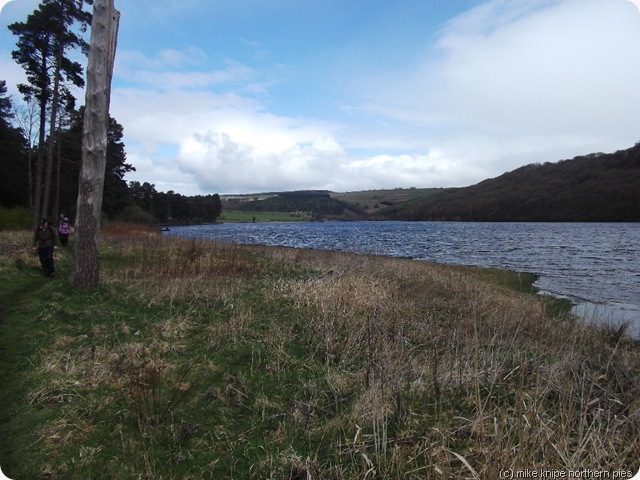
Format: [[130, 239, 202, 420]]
[[1, 0, 640, 195]]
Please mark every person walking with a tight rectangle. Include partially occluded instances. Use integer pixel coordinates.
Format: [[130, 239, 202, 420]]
[[58, 216, 72, 246], [33, 218, 59, 277]]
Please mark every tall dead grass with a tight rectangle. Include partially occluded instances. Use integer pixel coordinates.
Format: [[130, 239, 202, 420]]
[[98, 231, 639, 477], [272, 253, 640, 477], [2, 227, 638, 478]]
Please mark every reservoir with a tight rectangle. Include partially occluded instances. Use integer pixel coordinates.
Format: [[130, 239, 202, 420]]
[[167, 221, 640, 338]]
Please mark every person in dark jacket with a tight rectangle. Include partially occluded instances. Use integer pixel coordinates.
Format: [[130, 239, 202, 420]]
[[33, 218, 58, 277]]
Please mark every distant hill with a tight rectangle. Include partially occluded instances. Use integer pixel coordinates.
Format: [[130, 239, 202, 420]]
[[331, 188, 449, 215], [226, 190, 368, 220], [220, 188, 446, 221], [373, 144, 640, 222]]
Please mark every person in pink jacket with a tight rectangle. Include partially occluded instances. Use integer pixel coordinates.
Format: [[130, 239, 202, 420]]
[[58, 216, 72, 247]]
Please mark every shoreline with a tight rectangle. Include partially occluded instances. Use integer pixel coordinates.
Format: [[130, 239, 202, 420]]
[[166, 221, 640, 339]]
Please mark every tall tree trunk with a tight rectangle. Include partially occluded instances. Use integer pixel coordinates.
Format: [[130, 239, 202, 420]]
[[71, 0, 119, 289], [54, 126, 61, 220], [32, 94, 47, 229], [54, 99, 67, 219], [43, 45, 63, 221], [28, 145, 34, 216]]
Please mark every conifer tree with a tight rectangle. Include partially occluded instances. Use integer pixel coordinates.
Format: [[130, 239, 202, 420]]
[[8, 0, 92, 226], [0, 80, 12, 125]]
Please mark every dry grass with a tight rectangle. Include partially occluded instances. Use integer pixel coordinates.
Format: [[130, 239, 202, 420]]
[[1, 226, 638, 479], [268, 252, 640, 476]]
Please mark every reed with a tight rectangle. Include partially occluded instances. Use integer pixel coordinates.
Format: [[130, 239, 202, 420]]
[[0, 227, 638, 479]]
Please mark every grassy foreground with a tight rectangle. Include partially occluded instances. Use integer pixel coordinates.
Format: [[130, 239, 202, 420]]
[[0, 225, 638, 479]]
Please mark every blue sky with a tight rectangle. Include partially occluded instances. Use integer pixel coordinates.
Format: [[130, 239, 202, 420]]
[[2, 0, 640, 195]]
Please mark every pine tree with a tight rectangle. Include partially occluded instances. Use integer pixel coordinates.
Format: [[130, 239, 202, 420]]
[[8, 0, 92, 226], [0, 80, 12, 125]]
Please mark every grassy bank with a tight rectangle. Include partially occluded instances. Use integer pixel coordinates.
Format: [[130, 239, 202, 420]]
[[0, 226, 638, 479], [220, 210, 313, 222]]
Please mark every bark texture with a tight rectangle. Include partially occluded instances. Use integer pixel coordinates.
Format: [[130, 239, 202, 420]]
[[71, 0, 119, 288]]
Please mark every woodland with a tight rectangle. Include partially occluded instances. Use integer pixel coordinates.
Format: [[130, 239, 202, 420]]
[[373, 146, 640, 222], [0, 0, 221, 228], [225, 191, 367, 220]]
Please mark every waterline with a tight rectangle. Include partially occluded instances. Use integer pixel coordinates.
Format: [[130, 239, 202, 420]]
[[168, 221, 640, 337]]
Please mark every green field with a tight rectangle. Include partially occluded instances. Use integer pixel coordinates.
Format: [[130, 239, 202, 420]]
[[220, 209, 312, 222], [331, 188, 449, 214]]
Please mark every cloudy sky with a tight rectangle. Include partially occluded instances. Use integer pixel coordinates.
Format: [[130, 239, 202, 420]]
[[1, 0, 640, 195]]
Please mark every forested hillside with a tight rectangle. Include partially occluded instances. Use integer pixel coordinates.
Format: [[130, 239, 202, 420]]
[[235, 191, 367, 220], [374, 144, 640, 222]]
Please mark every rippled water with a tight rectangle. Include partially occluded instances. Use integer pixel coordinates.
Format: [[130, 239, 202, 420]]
[[167, 221, 640, 337]]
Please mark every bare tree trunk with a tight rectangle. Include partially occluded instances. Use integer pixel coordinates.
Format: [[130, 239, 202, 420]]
[[32, 95, 47, 228], [42, 44, 63, 221], [55, 126, 61, 219], [15, 100, 38, 219], [71, 0, 119, 289], [54, 103, 67, 219]]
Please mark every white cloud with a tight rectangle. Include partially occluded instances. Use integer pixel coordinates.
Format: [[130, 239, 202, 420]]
[[111, 44, 484, 194], [108, 0, 640, 195], [115, 50, 257, 92], [430, 0, 640, 138], [175, 131, 349, 192], [349, 0, 640, 177]]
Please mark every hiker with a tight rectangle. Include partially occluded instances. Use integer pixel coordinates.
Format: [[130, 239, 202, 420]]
[[33, 218, 58, 277], [58, 216, 72, 246]]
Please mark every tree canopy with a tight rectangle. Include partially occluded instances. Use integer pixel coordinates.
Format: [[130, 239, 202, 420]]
[[8, 0, 93, 224], [128, 181, 222, 224]]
